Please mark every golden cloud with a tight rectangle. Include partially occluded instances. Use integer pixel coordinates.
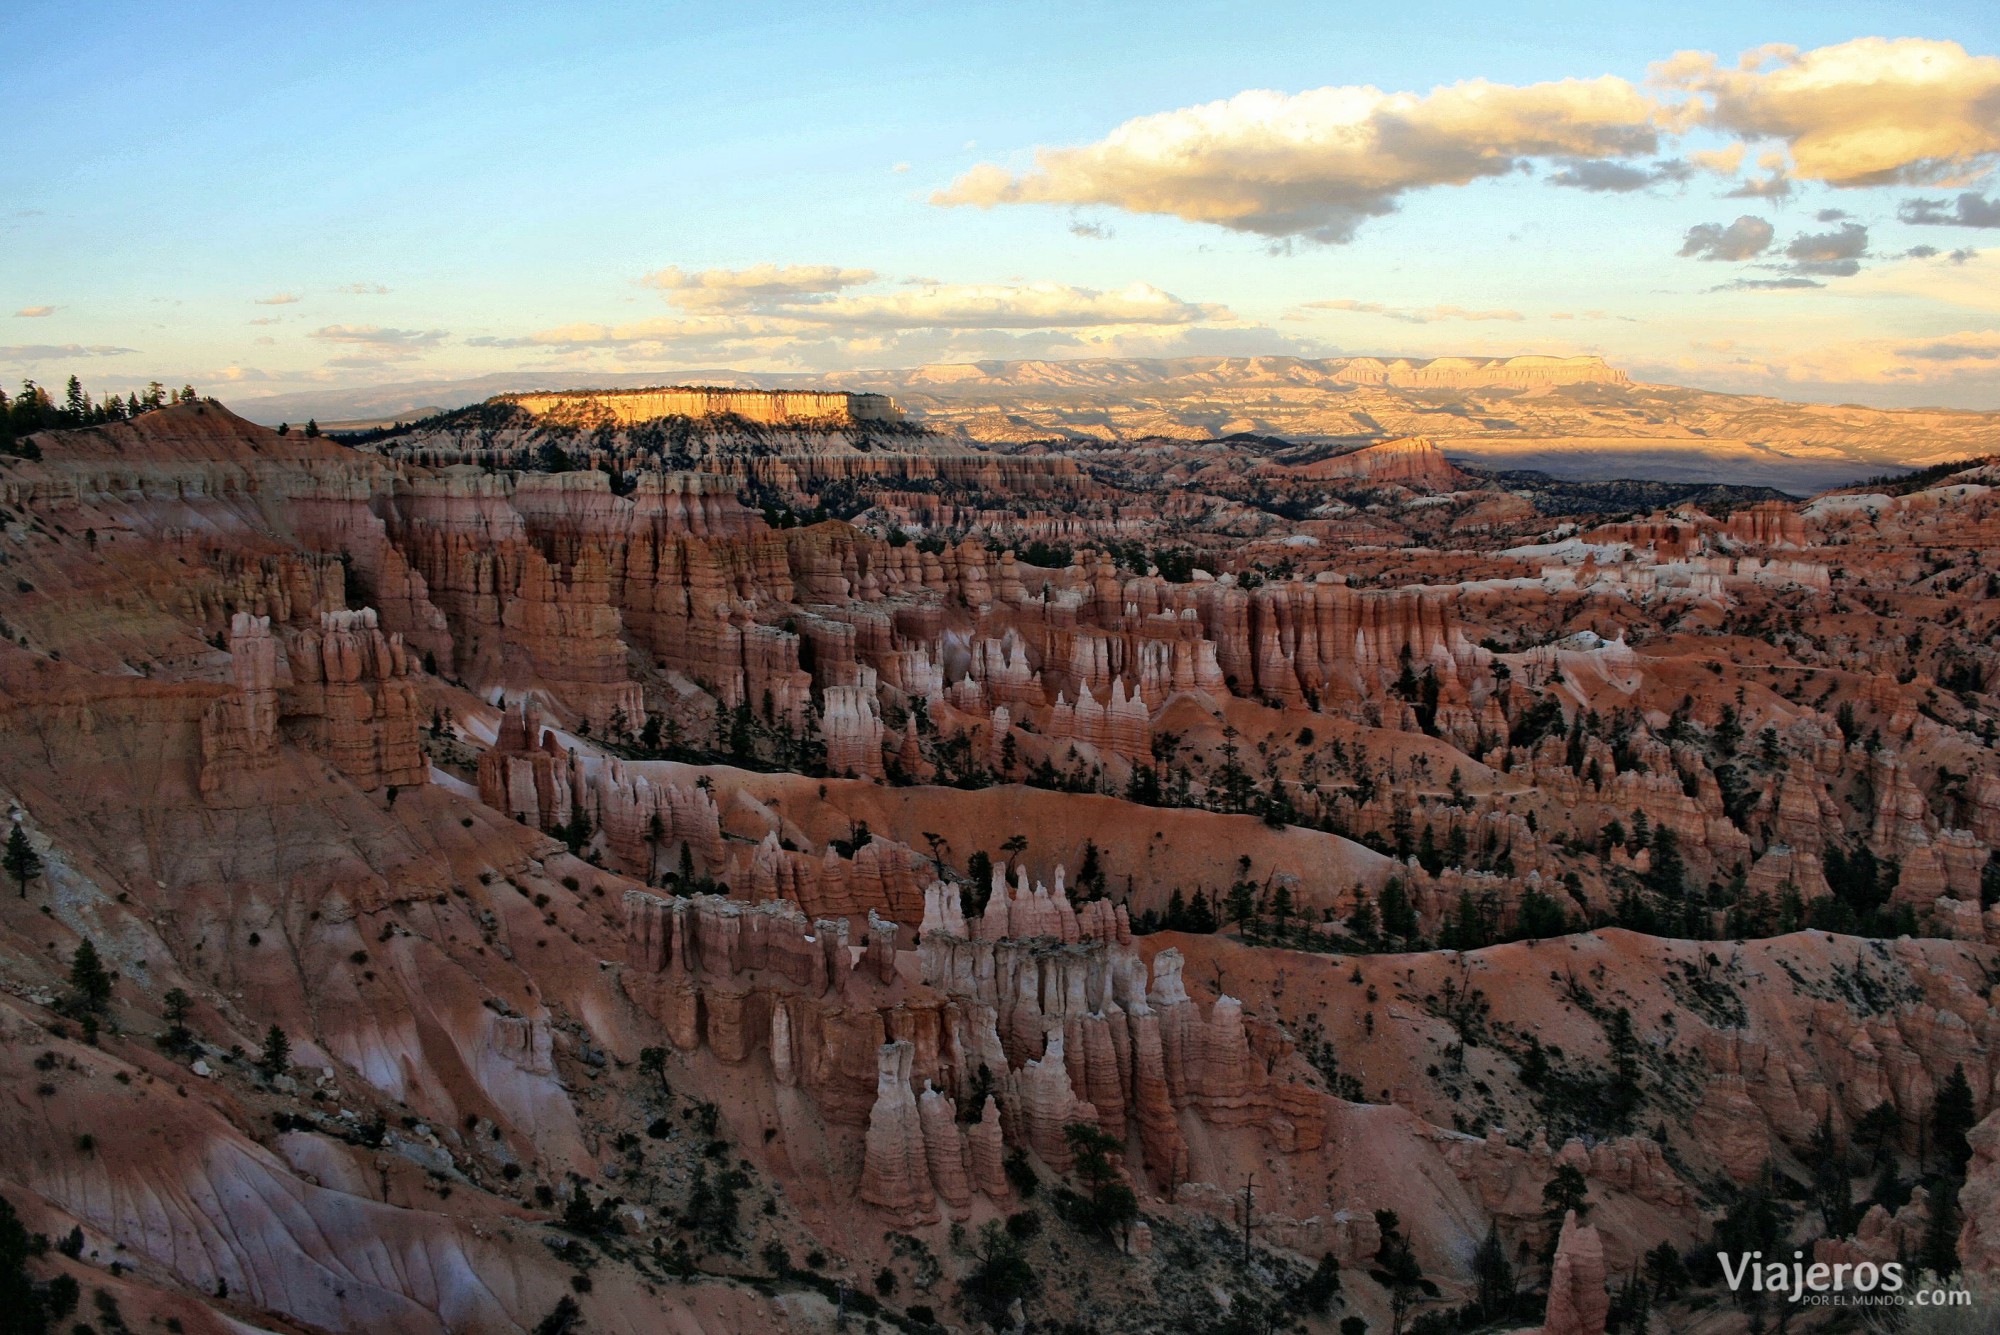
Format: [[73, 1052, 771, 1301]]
[[1298, 299, 1524, 323], [934, 76, 1664, 242], [642, 264, 878, 308], [1657, 38, 2000, 186], [935, 38, 2000, 241], [1705, 327, 2000, 386]]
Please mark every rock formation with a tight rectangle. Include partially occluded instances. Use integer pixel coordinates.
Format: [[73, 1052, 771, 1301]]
[[1541, 1210, 1609, 1335]]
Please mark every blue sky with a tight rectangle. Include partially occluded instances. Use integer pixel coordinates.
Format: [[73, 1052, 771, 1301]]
[[5, 1, 2000, 407]]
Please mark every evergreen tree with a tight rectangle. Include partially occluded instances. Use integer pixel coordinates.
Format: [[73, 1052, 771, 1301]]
[[1933, 1063, 1978, 1177], [1605, 1006, 1642, 1120], [1062, 1121, 1138, 1242], [1370, 1209, 1429, 1334], [1808, 1113, 1853, 1234], [1226, 877, 1258, 931], [1920, 1178, 1961, 1277], [1346, 892, 1378, 944], [1543, 1164, 1591, 1225], [1643, 1241, 1688, 1300], [2, 1192, 82, 1333], [637, 1045, 670, 1097], [260, 1023, 291, 1076], [1472, 1221, 1514, 1320], [1645, 826, 1686, 898], [4, 825, 43, 899], [162, 987, 194, 1051], [1855, 1101, 1900, 1168], [67, 940, 112, 1015], [1379, 877, 1417, 941], [1294, 1252, 1343, 1313], [1182, 888, 1218, 933]]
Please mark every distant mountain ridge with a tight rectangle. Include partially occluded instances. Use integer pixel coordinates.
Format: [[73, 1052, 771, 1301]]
[[230, 354, 1627, 423], [232, 353, 2000, 490]]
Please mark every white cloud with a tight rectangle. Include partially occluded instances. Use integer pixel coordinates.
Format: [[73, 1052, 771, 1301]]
[[310, 324, 447, 347], [932, 39, 2000, 242], [334, 282, 391, 295], [476, 266, 1244, 368], [310, 325, 446, 363], [641, 264, 876, 308], [255, 293, 301, 306], [13, 305, 56, 318], [1656, 38, 2000, 187], [1298, 299, 1525, 323], [935, 75, 1665, 242], [1843, 246, 2000, 310], [1701, 327, 2000, 388], [0, 344, 135, 361]]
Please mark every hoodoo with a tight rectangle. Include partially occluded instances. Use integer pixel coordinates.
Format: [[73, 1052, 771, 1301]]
[[4, 372, 1999, 1333]]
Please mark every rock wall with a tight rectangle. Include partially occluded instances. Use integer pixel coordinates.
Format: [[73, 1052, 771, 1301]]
[[506, 387, 901, 427], [282, 608, 427, 790]]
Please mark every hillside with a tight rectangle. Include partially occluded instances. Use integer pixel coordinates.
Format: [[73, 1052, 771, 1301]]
[[3, 397, 1998, 1333]]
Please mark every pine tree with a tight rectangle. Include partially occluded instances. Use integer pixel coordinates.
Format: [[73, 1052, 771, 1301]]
[[1645, 826, 1686, 898], [638, 1045, 671, 1097], [1933, 1063, 1978, 1177], [162, 987, 194, 1051], [1920, 1178, 1961, 1277], [1379, 877, 1417, 941], [1473, 1221, 1514, 1320], [4, 825, 43, 898], [67, 940, 112, 1015], [260, 1023, 291, 1076]]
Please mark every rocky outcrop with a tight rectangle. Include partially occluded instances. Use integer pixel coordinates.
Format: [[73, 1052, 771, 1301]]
[[282, 609, 427, 790], [199, 612, 282, 802], [507, 387, 901, 427], [860, 1041, 938, 1224], [1541, 1210, 1609, 1335], [589, 758, 726, 881], [1960, 1111, 2000, 1280], [478, 700, 582, 832], [821, 678, 887, 780], [1278, 436, 1464, 488]]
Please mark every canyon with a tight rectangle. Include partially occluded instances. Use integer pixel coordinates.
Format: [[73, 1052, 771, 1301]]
[[1, 383, 1997, 1334]]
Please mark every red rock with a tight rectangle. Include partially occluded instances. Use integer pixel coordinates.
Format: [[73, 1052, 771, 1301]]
[[860, 1041, 938, 1223], [1541, 1210, 1609, 1335]]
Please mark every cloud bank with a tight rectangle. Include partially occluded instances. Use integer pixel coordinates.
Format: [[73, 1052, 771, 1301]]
[[936, 38, 2000, 243]]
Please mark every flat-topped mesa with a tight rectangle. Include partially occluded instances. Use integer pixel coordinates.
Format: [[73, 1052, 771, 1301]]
[[502, 386, 903, 428]]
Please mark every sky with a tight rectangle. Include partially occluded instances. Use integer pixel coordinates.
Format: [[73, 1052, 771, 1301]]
[[5, 0, 2000, 409]]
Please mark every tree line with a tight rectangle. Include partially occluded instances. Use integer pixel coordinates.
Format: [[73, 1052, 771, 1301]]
[[2, 375, 202, 456]]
